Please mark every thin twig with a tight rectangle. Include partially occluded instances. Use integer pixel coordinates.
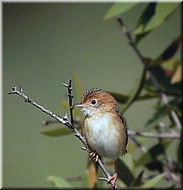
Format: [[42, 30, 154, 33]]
[[8, 84, 119, 189], [128, 130, 180, 139], [64, 79, 74, 126], [8, 86, 73, 129], [116, 17, 182, 130], [41, 118, 180, 140]]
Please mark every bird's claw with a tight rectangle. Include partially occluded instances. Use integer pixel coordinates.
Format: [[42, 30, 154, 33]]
[[107, 173, 117, 187], [89, 151, 99, 162]]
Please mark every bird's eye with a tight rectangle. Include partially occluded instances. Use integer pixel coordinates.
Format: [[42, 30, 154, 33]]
[[91, 99, 97, 105]]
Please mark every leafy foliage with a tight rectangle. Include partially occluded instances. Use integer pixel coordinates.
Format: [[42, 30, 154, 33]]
[[135, 3, 178, 43], [104, 3, 138, 19], [42, 3, 181, 188]]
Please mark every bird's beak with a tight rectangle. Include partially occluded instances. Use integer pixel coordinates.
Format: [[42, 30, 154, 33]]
[[72, 103, 85, 108]]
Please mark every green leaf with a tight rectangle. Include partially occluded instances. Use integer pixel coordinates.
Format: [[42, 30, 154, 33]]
[[141, 173, 166, 188], [134, 3, 156, 43], [135, 3, 178, 35], [104, 3, 138, 19], [135, 140, 172, 167], [47, 175, 73, 188], [135, 3, 156, 31], [158, 35, 181, 62], [131, 170, 144, 187], [145, 160, 164, 173], [117, 157, 134, 186], [153, 35, 181, 65], [41, 126, 80, 137]]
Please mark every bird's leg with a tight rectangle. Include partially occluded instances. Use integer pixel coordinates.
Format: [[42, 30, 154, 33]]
[[89, 151, 99, 162], [107, 160, 118, 186]]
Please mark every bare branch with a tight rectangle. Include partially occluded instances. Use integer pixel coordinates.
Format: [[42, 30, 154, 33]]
[[128, 130, 180, 139], [9, 84, 119, 189], [63, 79, 74, 126], [41, 118, 180, 140], [8, 86, 72, 129], [116, 17, 182, 130]]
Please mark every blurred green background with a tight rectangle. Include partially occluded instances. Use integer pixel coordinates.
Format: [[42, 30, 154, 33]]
[[3, 3, 180, 188]]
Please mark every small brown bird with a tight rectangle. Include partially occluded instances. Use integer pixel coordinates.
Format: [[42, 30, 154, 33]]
[[74, 88, 128, 186]]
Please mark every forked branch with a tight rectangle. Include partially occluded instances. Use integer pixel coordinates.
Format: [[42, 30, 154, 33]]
[[116, 17, 182, 130], [8, 82, 119, 189]]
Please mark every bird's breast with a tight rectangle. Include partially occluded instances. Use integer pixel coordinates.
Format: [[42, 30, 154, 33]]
[[82, 113, 125, 160]]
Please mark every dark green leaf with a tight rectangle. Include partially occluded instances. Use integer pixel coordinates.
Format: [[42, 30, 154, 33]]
[[141, 173, 166, 188], [104, 3, 138, 19], [135, 3, 156, 43], [153, 35, 181, 64], [145, 160, 163, 172], [47, 176, 73, 188], [149, 64, 170, 87], [135, 3, 178, 35], [135, 3, 178, 43], [159, 35, 181, 61], [117, 157, 134, 186], [135, 140, 172, 167], [131, 170, 144, 186], [135, 3, 156, 31]]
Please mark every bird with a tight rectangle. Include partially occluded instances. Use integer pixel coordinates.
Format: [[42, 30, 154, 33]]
[[74, 88, 128, 186]]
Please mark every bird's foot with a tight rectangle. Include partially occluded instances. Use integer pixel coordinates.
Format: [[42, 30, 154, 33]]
[[107, 173, 117, 187], [89, 151, 99, 162], [99, 173, 117, 187]]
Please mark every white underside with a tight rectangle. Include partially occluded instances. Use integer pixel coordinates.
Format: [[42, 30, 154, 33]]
[[84, 113, 121, 160]]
